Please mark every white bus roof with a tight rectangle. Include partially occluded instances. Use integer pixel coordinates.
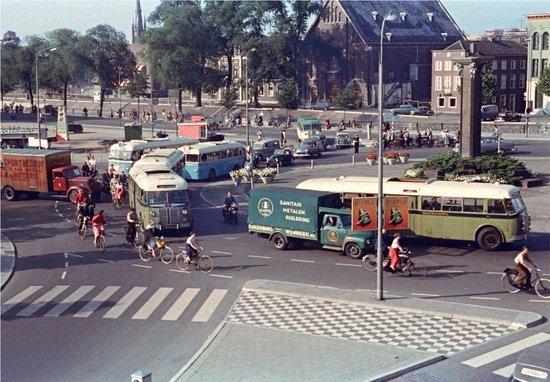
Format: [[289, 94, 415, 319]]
[[137, 148, 184, 169], [181, 141, 245, 155], [296, 176, 520, 199], [109, 137, 196, 152], [129, 163, 188, 191]]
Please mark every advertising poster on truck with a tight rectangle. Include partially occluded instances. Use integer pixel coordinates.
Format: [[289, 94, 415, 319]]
[[351, 197, 377, 231], [384, 196, 409, 230]]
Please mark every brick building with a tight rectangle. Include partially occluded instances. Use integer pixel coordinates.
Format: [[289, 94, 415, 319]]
[[526, 13, 550, 113], [303, 0, 464, 108], [431, 40, 527, 113]]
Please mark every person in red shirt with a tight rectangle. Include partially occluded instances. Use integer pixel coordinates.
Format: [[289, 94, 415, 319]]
[[92, 210, 106, 247]]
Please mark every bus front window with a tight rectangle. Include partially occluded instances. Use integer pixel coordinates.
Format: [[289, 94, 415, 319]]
[[109, 150, 132, 160], [169, 190, 188, 204], [147, 191, 167, 205]]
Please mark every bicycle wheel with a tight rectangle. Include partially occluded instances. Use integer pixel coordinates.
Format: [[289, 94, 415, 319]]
[[534, 278, 550, 299], [97, 235, 106, 252], [362, 254, 377, 271], [133, 232, 145, 248], [79, 226, 87, 240], [176, 253, 190, 271], [160, 246, 174, 264], [501, 272, 521, 293], [197, 255, 213, 273], [410, 261, 427, 278], [139, 246, 152, 262]]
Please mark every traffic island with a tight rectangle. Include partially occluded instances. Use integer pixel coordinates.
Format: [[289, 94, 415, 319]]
[[172, 280, 543, 382], [1, 235, 16, 289]]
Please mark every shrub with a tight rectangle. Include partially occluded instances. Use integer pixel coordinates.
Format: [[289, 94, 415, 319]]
[[383, 151, 399, 159], [365, 152, 377, 160], [398, 152, 410, 158]]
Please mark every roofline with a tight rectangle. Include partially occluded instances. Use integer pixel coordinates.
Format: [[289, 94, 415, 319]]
[[525, 13, 550, 19], [437, 0, 466, 40]]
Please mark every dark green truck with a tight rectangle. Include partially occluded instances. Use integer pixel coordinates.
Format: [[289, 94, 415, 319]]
[[248, 187, 375, 259]]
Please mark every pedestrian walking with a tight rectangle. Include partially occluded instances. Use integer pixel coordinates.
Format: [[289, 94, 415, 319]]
[[353, 134, 360, 154]]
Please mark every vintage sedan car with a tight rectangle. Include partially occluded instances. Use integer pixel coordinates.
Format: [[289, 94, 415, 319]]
[[410, 106, 435, 116], [266, 148, 294, 167], [293, 138, 322, 158], [67, 122, 84, 133], [454, 136, 517, 154], [390, 104, 415, 115], [336, 132, 353, 148]]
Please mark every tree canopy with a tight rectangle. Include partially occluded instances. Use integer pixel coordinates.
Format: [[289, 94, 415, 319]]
[[537, 67, 550, 97]]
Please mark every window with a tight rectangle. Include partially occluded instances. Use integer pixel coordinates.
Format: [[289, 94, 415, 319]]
[[500, 94, 506, 108], [422, 197, 441, 211], [520, 60, 526, 69], [437, 97, 445, 107], [509, 94, 516, 112], [500, 75, 507, 89], [491, 96, 497, 104], [509, 74, 516, 89], [510, 60, 516, 70], [444, 61, 452, 71], [453, 76, 461, 91], [449, 97, 457, 108], [533, 59, 539, 77], [488, 199, 506, 214], [492, 60, 498, 70], [519, 74, 525, 88], [338, 12, 341, 23], [532, 32, 540, 50], [543, 59, 549, 70], [435, 61, 442, 71], [501, 60, 507, 70], [435, 76, 442, 91], [268, 83, 274, 96], [200, 153, 208, 162], [442, 198, 462, 212], [444, 76, 451, 92], [463, 198, 483, 213], [543, 32, 549, 50], [259, 85, 264, 96]]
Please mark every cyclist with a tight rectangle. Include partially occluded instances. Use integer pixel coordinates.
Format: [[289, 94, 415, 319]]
[[78, 199, 95, 234], [113, 181, 125, 204], [75, 188, 89, 215], [389, 233, 404, 272], [186, 231, 203, 264], [143, 220, 159, 256], [91, 210, 106, 247], [125, 208, 138, 244], [514, 247, 536, 289]]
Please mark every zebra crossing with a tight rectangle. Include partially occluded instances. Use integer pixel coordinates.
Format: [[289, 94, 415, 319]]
[[1, 285, 229, 322]]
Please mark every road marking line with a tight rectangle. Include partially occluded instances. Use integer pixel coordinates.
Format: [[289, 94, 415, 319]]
[[161, 288, 200, 321], [97, 259, 114, 263], [335, 263, 362, 268], [210, 274, 234, 279], [223, 237, 238, 240], [356, 288, 376, 293], [132, 264, 152, 269], [58, 213, 63, 217], [61, 271, 67, 280], [529, 299, 550, 303], [544, 274, 550, 276], [411, 293, 440, 297], [318, 285, 337, 289], [486, 272, 503, 275], [469, 296, 500, 300], [132, 287, 173, 320], [65, 262, 69, 268], [434, 269, 464, 273], [44, 286, 95, 317], [291, 259, 315, 263], [211, 250, 231, 255], [192, 289, 227, 322], [103, 287, 147, 319], [170, 269, 190, 274], [73, 286, 120, 318], [16, 285, 70, 317], [249, 255, 271, 259], [1, 286, 43, 315], [55, 201, 58, 207], [66, 253, 83, 258], [65, 219, 72, 223], [64, 253, 68, 259], [462, 333, 550, 367], [493, 364, 515, 377]]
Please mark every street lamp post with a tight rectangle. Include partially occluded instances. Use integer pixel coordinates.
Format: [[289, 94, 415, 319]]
[[35, 47, 57, 146], [376, 12, 397, 301], [244, 48, 257, 188]]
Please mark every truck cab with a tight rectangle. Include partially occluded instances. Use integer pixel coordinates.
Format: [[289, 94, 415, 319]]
[[52, 165, 101, 203], [319, 209, 374, 258]]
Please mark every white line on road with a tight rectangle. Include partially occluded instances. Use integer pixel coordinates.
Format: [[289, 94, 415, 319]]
[[64, 262, 69, 268], [335, 263, 363, 268], [44, 286, 95, 317], [356, 288, 376, 293], [318, 285, 337, 290], [469, 296, 500, 301], [211, 250, 231, 255], [66, 253, 83, 258], [97, 259, 114, 263], [73, 286, 120, 318], [249, 255, 271, 259], [529, 299, 550, 303], [64, 253, 68, 259], [161, 288, 200, 321], [132, 287, 173, 320], [462, 333, 550, 367], [434, 269, 464, 273], [192, 289, 227, 322], [131, 264, 152, 269], [223, 237, 238, 240], [65, 219, 72, 223], [493, 364, 515, 378], [486, 272, 503, 275], [291, 259, 315, 263], [17, 285, 69, 317], [210, 274, 234, 279], [544, 274, 550, 276], [411, 293, 440, 297], [103, 287, 147, 319], [58, 213, 63, 217], [1, 286, 43, 315], [169, 269, 190, 274]]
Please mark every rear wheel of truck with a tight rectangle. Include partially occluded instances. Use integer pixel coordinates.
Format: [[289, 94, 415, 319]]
[[344, 242, 363, 259], [68, 189, 78, 204], [3, 186, 19, 201], [271, 233, 288, 250]]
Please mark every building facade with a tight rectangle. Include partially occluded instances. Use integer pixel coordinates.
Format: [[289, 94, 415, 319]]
[[526, 13, 550, 113], [431, 40, 527, 113], [304, 0, 464, 108]]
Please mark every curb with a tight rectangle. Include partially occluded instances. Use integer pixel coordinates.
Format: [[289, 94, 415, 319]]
[[1, 235, 16, 290], [369, 354, 446, 382]]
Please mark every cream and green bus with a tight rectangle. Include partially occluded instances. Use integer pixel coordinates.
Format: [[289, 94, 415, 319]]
[[128, 163, 191, 232], [137, 148, 185, 178], [297, 176, 530, 250]]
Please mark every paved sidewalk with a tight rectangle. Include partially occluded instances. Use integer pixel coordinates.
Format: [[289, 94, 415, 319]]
[[172, 280, 541, 382], [1, 235, 16, 289]]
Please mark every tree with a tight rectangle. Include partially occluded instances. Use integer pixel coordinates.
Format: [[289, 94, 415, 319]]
[[537, 67, 550, 96], [220, 85, 238, 108], [333, 80, 362, 109], [1, 32, 22, 102], [17, 35, 48, 108], [482, 69, 497, 103], [276, 77, 299, 109], [122, 69, 149, 115], [80, 24, 136, 117]]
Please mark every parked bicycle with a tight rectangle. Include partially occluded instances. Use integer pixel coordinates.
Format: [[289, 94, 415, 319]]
[[501, 268, 550, 299], [122, 222, 145, 248], [138, 236, 174, 264], [362, 249, 427, 278], [175, 247, 213, 273]]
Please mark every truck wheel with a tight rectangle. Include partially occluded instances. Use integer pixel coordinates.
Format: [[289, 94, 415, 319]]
[[271, 233, 288, 250], [476, 227, 502, 251], [68, 189, 78, 204], [344, 242, 363, 259], [3, 186, 19, 201]]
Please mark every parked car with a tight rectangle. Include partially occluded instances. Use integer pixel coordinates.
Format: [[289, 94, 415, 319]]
[[454, 136, 517, 154], [304, 135, 326, 151], [311, 100, 330, 110], [324, 137, 337, 151], [496, 111, 521, 122], [252, 139, 281, 161], [390, 104, 416, 115], [481, 104, 499, 121], [336, 132, 354, 148], [267, 148, 294, 167], [67, 122, 84, 133], [294, 138, 322, 158], [410, 106, 435, 116], [510, 341, 549, 382]]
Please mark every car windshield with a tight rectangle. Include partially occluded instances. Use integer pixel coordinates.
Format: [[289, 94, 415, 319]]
[[63, 167, 81, 179], [109, 150, 132, 160], [168, 189, 188, 204]]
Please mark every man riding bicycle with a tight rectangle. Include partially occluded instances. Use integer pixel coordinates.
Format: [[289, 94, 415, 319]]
[[91, 210, 106, 247], [186, 231, 203, 264], [514, 247, 536, 288], [78, 199, 95, 234], [125, 208, 138, 244]]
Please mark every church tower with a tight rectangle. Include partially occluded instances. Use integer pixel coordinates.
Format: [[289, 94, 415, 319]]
[[132, 0, 146, 43]]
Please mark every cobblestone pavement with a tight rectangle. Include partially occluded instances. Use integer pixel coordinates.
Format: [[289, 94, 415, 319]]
[[228, 290, 517, 356]]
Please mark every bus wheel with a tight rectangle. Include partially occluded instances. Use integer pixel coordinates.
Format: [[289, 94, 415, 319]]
[[344, 242, 363, 259], [3, 186, 19, 201], [208, 169, 216, 180], [477, 227, 502, 251], [271, 233, 288, 250]]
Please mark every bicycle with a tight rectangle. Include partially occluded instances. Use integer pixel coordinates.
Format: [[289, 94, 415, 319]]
[[78, 216, 90, 240], [501, 268, 550, 299], [362, 249, 427, 278], [122, 222, 145, 248], [138, 237, 174, 264], [175, 247, 213, 273], [93, 224, 107, 252]]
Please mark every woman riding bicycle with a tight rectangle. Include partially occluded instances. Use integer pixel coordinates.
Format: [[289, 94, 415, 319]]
[[389, 233, 404, 272], [186, 231, 203, 264], [91, 210, 106, 247]]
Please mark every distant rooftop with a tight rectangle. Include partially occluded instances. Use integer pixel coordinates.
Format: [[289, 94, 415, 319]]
[[443, 39, 526, 57]]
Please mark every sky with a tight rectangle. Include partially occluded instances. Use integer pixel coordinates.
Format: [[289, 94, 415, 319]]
[[1, 0, 549, 42]]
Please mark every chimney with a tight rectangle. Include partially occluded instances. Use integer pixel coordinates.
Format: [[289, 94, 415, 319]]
[[427, 12, 434, 22], [371, 11, 378, 20], [441, 32, 448, 42], [400, 12, 406, 21]]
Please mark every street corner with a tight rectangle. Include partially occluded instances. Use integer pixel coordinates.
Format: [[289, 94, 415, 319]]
[[1, 234, 16, 289]]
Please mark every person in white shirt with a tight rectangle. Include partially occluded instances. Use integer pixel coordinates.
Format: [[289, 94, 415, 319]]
[[514, 247, 536, 288], [186, 231, 203, 263], [389, 233, 404, 271]]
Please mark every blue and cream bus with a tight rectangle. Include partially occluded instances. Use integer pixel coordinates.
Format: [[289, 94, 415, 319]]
[[181, 141, 246, 180], [136, 148, 185, 178], [108, 137, 195, 174]]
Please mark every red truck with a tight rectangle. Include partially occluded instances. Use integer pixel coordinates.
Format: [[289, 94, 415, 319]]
[[1, 148, 102, 202], [177, 115, 224, 141]]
